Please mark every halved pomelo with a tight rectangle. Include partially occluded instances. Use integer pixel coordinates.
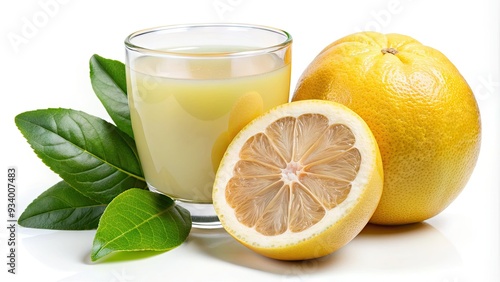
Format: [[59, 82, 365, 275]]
[[213, 100, 384, 260]]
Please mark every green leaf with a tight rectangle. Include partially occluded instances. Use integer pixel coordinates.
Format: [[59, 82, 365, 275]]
[[15, 108, 146, 204], [18, 181, 106, 230], [91, 189, 191, 261], [90, 54, 133, 138]]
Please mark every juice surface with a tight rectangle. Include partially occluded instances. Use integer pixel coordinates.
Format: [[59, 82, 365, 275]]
[[128, 51, 291, 202]]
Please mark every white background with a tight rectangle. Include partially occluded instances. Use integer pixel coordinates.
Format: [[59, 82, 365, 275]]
[[1, 0, 499, 281]]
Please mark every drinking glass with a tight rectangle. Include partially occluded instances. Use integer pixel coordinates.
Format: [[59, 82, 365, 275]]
[[125, 24, 292, 228]]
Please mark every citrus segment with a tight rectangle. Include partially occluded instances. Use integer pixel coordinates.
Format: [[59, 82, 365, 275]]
[[213, 100, 383, 260], [211, 131, 231, 173], [228, 91, 264, 140]]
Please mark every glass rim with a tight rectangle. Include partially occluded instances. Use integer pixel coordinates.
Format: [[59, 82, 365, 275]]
[[124, 23, 292, 58]]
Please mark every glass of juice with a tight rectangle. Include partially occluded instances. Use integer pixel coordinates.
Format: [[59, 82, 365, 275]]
[[125, 24, 292, 228]]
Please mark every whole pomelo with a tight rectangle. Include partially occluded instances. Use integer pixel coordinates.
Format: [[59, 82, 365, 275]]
[[292, 32, 481, 225]]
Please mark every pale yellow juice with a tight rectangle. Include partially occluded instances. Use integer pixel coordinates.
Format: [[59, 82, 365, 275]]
[[128, 50, 291, 203]]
